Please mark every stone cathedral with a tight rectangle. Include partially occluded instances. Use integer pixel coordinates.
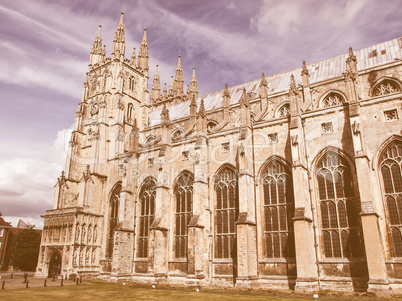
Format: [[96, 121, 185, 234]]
[[35, 13, 402, 293]]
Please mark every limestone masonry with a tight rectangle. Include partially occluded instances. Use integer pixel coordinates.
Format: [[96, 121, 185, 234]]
[[35, 13, 402, 293]]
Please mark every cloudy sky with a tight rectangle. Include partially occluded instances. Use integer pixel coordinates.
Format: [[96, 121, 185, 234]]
[[0, 0, 401, 228]]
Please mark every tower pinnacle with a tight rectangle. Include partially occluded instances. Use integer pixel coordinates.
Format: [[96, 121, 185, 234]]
[[112, 12, 125, 62], [89, 25, 105, 67], [173, 55, 184, 96], [138, 28, 149, 73]]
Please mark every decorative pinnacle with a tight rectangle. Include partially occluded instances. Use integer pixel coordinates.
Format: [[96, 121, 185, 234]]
[[241, 88, 249, 107], [119, 12, 124, 25], [224, 83, 230, 97], [260, 72, 267, 86], [142, 28, 147, 41], [198, 99, 206, 118], [289, 74, 297, 95], [191, 94, 197, 106], [301, 60, 309, 76]]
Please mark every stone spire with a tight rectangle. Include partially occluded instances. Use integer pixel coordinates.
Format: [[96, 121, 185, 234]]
[[240, 88, 250, 128], [259, 72, 268, 105], [112, 12, 125, 62], [161, 103, 170, 126], [196, 99, 207, 135], [137, 29, 149, 72], [346, 46, 357, 79], [223, 84, 230, 120], [162, 83, 168, 99], [151, 65, 161, 105], [301, 61, 312, 109], [168, 76, 174, 96], [190, 94, 197, 123], [173, 56, 184, 96], [130, 47, 136, 66], [289, 74, 300, 116], [190, 67, 199, 98], [89, 25, 105, 67]]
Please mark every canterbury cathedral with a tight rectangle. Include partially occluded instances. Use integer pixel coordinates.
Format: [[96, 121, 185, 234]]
[[35, 13, 402, 293]]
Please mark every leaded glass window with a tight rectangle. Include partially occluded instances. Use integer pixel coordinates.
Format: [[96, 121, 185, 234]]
[[322, 93, 343, 107], [174, 172, 193, 258], [215, 167, 238, 259], [278, 103, 290, 118], [262, 160, 295, 258], [317, 151, 362, 258], [380, 141, 402, 257], [137, 178, 156, 258], [106, 184, 121, 258], [374, 80, 400, 96]]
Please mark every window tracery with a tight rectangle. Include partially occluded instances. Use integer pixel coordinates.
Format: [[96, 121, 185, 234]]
[[262, 160, 295, 258], [215, 167, 238, 259], [278, 103, 290, 118], [316, 151, 362, 258], [322, 93, 343, 107], [380, 141, 402, 257], [137, 178, 156, 258], [374, 80, 400, 96], [174, 172, 193, 258]]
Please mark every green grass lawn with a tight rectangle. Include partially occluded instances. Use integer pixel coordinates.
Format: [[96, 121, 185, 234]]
[[0, 280, 400, 301]]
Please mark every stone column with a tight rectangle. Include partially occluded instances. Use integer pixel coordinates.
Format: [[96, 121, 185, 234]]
[[187, 139, 209, 281], [348, 103, 389, 292], [235, 91, 258, 287], [290, 118, 319, 292]]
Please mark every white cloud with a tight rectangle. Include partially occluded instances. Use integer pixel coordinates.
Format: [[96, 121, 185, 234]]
[[0, 128, 72, 229]]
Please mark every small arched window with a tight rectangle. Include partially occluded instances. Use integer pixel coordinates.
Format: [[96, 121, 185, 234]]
[[214, 166, 238, 259], [373, 79, 401, 96], [106, 183, 121, 258], [262, 159, 295, 258], [277, 103, 290, 118], [207, 120, 218, 131], [174, 172, 193, 258], [379, 140, 402, 257], [322, 92, 344, 107], [127, 103, 133, 119], [171, 128, 184, 142], [129, 77, 135, 90], [316, 150, 362, 258], [137, 178, 156, 258]]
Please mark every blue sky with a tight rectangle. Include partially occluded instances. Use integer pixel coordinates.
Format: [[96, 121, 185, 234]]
[[0, 0, 401, 227]]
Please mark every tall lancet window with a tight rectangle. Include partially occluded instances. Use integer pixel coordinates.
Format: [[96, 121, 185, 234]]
[[174, 172, 193, 258], [215, 166, 238, 259], [317, 150, 362, 258], [262, 159, 295, 258], [106, 183, 121, 258], [379, 141, 402, 257], [137, 178, 156, 258]]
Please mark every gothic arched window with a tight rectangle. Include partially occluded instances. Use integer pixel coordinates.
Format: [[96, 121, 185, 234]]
[[106, 183, 121, 258], [373, 79, 401, 96], [174, 172, 193, 258], [322, 92, 344, 107], [379, 140, 402, 257], [127, 103, 133, 119], [137, 178, 156, 258], [316, 151, 362, 258], [277, 103, 290, 118], [262, 159, 295, 258], [214, 166, 238, 259]]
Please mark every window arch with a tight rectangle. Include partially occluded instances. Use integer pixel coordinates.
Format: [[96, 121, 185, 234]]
[[316, 150, 362, 258], [174, 171, 193, 258], [321, 92, 345, 107], [171, 128, 184, 142], [137, 178, 156, 258], [261, 158, 295, 258], [277, 103, 290, 118], [379, 140, 402, 257], [127, 103, 134, 120], [106, 183, 121, 258], [214, 165, 238, 259], [372, 78, 401, 96]]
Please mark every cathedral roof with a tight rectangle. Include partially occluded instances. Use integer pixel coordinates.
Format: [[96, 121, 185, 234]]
[[149, 37, 402, 126]]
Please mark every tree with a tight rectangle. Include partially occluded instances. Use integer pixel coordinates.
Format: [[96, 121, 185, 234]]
[[8, 228, 41, 271]]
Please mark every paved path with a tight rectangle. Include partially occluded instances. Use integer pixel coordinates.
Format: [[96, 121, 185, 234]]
[[0, 273, 79, 290]]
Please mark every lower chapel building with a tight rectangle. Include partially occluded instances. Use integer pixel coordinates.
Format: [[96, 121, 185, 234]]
[[35, 13, 402, 293]]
